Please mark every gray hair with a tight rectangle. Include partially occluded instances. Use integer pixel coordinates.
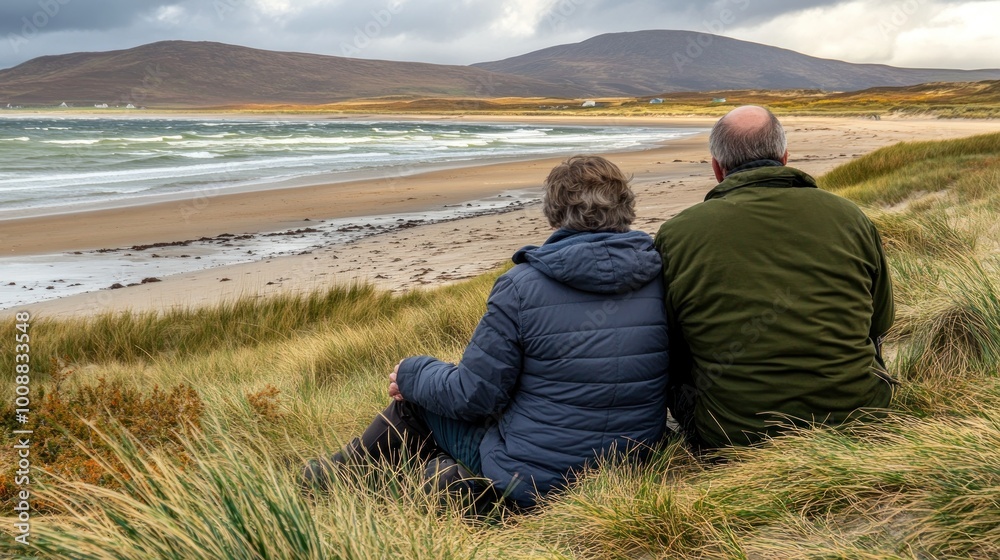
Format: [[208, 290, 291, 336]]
[[543, 155, 635, 233], [708, 107, 787, 171]]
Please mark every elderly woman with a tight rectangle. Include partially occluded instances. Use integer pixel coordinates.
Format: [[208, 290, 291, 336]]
[[302, 155, 670, 508]]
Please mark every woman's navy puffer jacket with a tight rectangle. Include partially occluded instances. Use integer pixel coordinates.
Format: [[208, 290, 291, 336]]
[[397, 228, 670, 506]]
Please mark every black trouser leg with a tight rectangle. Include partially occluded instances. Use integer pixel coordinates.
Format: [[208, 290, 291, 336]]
[[339, 400, 436, 465], [667, 384, 697, 439], [300, 401, 438, 492], [668, 383, 714, 452], [667, 384, 726, 461]]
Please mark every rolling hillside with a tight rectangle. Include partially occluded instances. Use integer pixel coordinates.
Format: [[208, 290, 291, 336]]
[[3, 33, 1000, 107], [0, 41, 585, 106], [473, 30, 1000, 96]]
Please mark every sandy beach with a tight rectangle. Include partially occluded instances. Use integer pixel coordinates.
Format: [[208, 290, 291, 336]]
[[3, 115, 996, 318]]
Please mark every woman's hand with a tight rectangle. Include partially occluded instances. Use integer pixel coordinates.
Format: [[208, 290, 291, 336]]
[[388, 360, 405, 401]]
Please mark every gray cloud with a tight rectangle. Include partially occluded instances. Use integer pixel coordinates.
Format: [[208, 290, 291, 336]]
[[282, 1, 505, 40], [534, 0, 848, 37], [0, 0, 995, 71], [0, 0, 175, 35]]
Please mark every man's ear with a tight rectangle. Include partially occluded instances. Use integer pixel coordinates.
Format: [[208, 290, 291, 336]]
[[711, 158, 725, 182], [780, 150, 789, 165]]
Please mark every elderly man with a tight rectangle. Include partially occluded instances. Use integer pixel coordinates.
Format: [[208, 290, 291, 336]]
[[654, 105, 894, 449]]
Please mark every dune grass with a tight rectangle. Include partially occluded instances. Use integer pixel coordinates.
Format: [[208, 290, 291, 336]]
[[3, 133, 1000, 558], [819, 132, 1000, 206], [214, 81, 1000, 119]]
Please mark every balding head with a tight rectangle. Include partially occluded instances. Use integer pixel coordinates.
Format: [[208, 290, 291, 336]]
[[722, 105, 775, 131], [709, 105, 788, 181]]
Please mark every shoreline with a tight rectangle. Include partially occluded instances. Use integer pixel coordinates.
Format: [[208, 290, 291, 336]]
[[0, 189, 541, 311], [0, 129, 710, 257], [5, 115, 998, 318], [1, 111, 719, 127], [0, 128, 707, 223]]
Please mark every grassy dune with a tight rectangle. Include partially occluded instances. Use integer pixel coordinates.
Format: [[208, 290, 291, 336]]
[[216, 81, 1000, 119], [3, 133, 1000, 559], [19, 80, 1000, 118]]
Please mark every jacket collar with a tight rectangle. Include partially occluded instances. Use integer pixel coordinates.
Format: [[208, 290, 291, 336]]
[[706, 162, 818, 201], [512, 228, 596, 263], [725, 158, 785, 177]]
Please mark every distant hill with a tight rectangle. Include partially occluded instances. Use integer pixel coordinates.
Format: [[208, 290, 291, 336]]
[[473, 30, 1000, 96], [3, 34, 1000, 107], [0, 41, 584, 106]]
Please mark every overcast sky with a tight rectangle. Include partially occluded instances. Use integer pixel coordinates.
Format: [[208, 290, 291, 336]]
[[2, 0, 999, 71]]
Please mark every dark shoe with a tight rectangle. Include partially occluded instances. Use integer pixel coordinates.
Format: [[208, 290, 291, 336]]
[[298, 445, 352, 494], [422, 453, 514, 518], [422, 452, 479, 495]]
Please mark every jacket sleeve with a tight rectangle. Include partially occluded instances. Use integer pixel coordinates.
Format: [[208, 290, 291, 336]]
[[396, 274, 523, 422], [655, 229, 695, 429], [869, 226, 895, 341], [654, 230, 692, 387], [665, 304, 693, 388]]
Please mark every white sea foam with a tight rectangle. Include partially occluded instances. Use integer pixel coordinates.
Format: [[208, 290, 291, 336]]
[[0, 118, 704, 216], [42, 139, 101, 145], [178, 151, 220, 159]]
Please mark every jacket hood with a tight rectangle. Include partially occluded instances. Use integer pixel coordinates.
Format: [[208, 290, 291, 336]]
[[512, 229, 662, 294]]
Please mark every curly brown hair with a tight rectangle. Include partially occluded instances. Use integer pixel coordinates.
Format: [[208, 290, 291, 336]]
[[542, 155, 635, 233]]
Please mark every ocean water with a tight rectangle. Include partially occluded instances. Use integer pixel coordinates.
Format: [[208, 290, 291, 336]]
[[0, 117, 697, 217], [1, 117, 703, 309]]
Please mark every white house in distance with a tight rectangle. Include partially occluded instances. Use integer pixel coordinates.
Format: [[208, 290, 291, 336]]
[[126, 104, 136, 109], [581, 100, 597, 107], [94, 103, 109, 108]]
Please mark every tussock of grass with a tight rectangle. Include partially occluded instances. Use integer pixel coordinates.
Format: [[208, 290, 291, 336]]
[[709, 415, 1000, 558], [492, 414, 1000, 559], [3, 134, 1000, 558], [820, 132, 1000, 206], [894, 259, 1000, 383], [27, 421, 328, 559], [0, 283, 406, 379], [22, 418, 493, 560], [870, 210, 977, 257]]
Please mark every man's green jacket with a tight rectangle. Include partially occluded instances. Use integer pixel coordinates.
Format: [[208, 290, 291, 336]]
[[654, 163, 894, 448]]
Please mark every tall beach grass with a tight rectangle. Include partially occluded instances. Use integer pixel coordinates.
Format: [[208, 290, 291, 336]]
[[3, 133, 1000, 558]]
